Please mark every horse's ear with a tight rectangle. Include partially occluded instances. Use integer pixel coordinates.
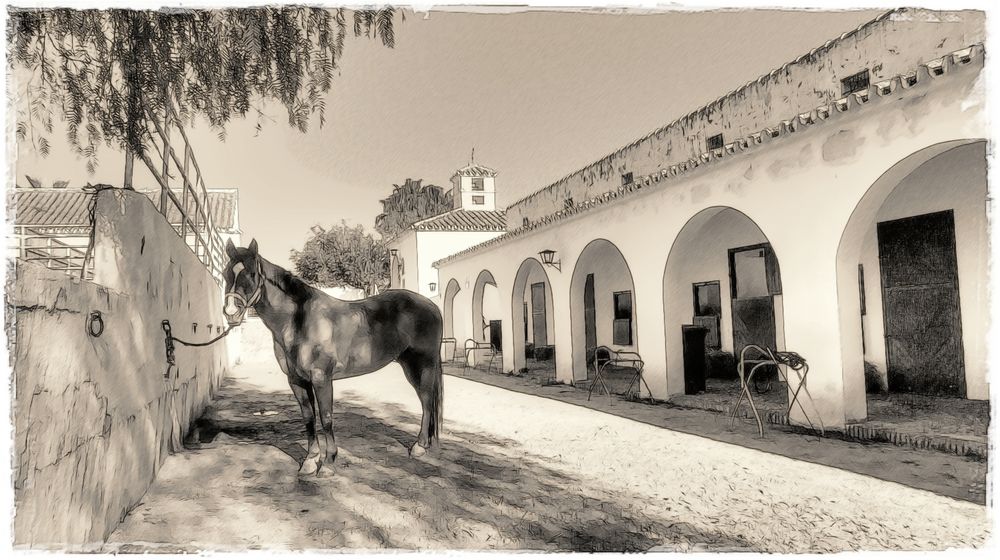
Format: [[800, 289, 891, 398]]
[[225, 238, 237, 259], [248, 238, 258, 255]]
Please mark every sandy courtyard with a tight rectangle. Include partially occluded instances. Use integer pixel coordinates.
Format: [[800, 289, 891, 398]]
[[105, 323, 990, 552]]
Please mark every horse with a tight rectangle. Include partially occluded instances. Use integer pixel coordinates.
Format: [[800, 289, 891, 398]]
[[222, 238, 444, 477]]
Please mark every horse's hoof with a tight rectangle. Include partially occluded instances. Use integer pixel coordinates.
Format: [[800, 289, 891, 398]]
[[409, 443, 427, 458], [316, 464, 336, 478], [299, 458, 320, 475]]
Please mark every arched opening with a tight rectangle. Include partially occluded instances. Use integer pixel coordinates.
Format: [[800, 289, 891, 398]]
[[837, 140, 988, 426], [511, 258, 556, 381], [441, 278, 461, 361], [663, 207, 787, 411], [471, 269, 502, 349], [569, 239, 637, 389]]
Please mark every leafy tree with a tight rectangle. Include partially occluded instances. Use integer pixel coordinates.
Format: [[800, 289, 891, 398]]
[[374, 178, 452, 237], [8, 6, 398, 172], [291, 221, 389, 296]]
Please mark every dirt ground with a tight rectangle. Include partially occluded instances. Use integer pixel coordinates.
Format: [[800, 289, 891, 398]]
[[105, 324, 990, 552]]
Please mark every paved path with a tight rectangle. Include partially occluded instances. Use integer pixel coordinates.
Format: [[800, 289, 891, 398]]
[[106, 349, 989, 552]]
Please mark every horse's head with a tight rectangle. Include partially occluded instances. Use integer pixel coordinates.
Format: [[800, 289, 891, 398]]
[[223, 238, 264, 326]]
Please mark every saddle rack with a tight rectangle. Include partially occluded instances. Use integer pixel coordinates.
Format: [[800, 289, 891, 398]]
[[587, 346, 653, 404], [730, 344, 825, 437]]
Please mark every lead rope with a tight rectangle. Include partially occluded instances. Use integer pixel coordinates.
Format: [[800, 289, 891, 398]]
[[162, 319, 236, 379], [161, 261, 263, 378]]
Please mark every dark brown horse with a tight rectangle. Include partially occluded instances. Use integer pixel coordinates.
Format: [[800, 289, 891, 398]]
[[222, 239, 444, 477]]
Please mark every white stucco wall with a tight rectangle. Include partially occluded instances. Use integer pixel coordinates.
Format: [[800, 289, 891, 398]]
[[443, 278, 463, 339], [435, 43, 985, 429], [13, 190, 229, 545], [387, 230, 418, 292], [482, 283, 502, 325], [453, 175, 497, 211], [569, 239, 638, 380], [663, 208, 771, 393], [319, 286, 367, 301], [520, 262, 555, 347], [415, 230, 506, 299]]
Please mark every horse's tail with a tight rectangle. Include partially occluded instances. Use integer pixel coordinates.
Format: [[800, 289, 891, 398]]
[[428, 360, 444, 444]]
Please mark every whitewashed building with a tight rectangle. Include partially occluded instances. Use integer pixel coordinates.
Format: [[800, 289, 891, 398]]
[[433, 9, 989, 429], [385, 163, 507, 304]]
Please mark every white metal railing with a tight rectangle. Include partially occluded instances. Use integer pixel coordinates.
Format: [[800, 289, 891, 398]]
[[10, 226, 94, 280], [129, 100, 226, 284], [14, 102, 225, 284]]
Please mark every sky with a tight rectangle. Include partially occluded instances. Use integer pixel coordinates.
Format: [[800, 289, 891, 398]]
[[12, 6, 885, 269]]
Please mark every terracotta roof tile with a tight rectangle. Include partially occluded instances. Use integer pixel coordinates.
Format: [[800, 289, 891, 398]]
[[411, 209, 506, 232], [452, 164, 498, 178], [13, 188, 240, 231]]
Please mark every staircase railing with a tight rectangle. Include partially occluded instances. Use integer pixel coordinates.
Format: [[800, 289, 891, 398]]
[[126, 101, 226, 284]]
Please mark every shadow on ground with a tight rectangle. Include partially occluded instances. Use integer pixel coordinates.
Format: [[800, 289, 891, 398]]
[[453, 366, 988, 505], [110, 376, 754, 552]]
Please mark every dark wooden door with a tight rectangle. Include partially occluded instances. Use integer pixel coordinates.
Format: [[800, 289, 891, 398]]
[[878, 210, 964, 396], [584, 273, 597, 363], [531, 282, 548, 346], [729, 244, 779, 355], [732, 298, 776, 354], [489, 319, 503, 353], [523, 302, 529, 344]]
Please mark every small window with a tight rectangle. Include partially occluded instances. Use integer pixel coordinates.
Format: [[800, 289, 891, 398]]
[[613, 291, 633, 346], [522, 217, 529, 227], [706, 133, 724, 151], [564, 198, 574, 209], [472, 195, 485, 205], [841, 69, 870, 96], [693, 281, 722, 317], [471, 177, 484, 191], [729, 244, 781, 299], [622, 172, 633, 186]]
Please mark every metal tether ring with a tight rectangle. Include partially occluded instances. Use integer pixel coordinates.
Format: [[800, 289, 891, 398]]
[[87, 311, 104, 337]]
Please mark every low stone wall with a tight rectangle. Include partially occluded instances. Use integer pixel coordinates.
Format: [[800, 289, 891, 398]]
[[11, 189, 230, 548]]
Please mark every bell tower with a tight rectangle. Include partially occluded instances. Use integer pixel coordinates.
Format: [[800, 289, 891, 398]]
[[450, 158, 497, 211]]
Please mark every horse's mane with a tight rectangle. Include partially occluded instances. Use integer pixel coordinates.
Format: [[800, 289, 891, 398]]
[[259, 257, 315, 301]]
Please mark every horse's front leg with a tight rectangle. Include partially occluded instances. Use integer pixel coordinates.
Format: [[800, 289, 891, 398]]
[[311, 371, 338, 477], [276, 340, 321, 475], [288, 380, 320, 475]]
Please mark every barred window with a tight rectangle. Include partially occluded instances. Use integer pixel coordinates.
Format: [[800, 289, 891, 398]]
[[841, 70, 870, 95], [706, 133, 724, 151]]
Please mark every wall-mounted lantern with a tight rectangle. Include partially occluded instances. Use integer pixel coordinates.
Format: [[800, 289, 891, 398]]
[[539, 249, 561, 272]]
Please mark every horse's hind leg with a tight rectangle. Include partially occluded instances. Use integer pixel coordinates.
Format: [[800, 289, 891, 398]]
[[399, 349, 444, 457], [311, 373, 339, 477]]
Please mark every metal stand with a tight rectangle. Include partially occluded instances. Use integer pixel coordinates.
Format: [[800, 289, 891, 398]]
[[441, 337, 458, 363], [587, 346, 652, 404], [462, 339, 494, 376], [730, 344, 825, 437]]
